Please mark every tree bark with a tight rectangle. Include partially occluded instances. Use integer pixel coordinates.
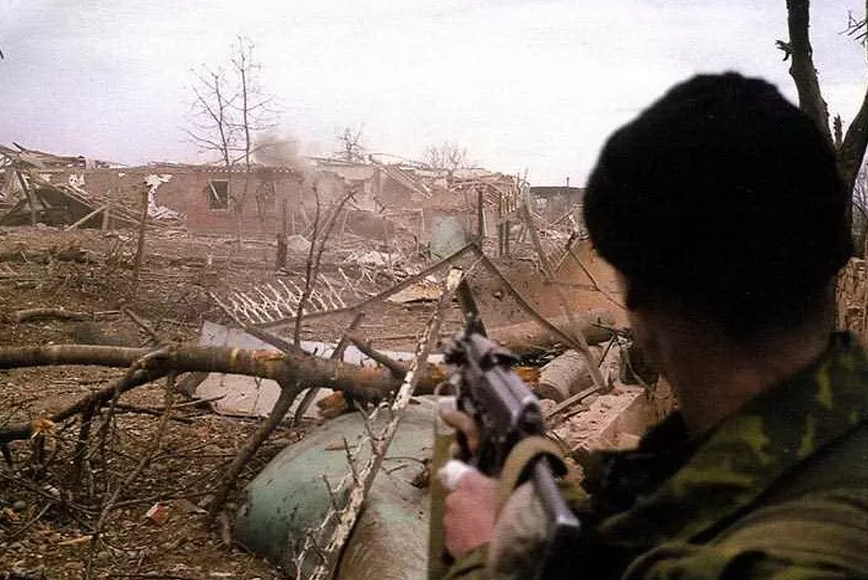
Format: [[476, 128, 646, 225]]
[[0, 344, 408, 401], [785, 0, 868, 207], [838, 87, 868, 198], [785, 0, 832, 144], [489, 309, 615, 357], [0, 344, 545, 445], [131, 183, 149, 294]]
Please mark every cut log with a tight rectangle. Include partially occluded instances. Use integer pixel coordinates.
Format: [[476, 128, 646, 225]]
[[489, 308, 615, 357], [536, 347, 602, 402], [10, 308, 91, 323]]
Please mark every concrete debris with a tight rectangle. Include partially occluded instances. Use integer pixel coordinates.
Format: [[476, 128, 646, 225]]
[[0, 144, 183, 229], [145, 174, 182, 221], [68, 173, 86, 188], [285, 234, 311, 253], [345, 249, 400, 268], [386, 276, 441, 304]]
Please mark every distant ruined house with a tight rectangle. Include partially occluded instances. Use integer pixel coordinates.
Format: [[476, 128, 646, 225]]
[[529, 185, 584, 222], [0, 145, 528, 252]]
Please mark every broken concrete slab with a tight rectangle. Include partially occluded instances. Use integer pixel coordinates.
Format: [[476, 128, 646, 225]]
[[553, 386, 662, 453]]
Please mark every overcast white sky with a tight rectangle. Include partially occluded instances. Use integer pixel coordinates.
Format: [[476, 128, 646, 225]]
[[0, 0, 865, 184]]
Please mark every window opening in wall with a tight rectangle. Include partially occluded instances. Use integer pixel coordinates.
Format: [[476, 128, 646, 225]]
[[208, 179, 229, 210]]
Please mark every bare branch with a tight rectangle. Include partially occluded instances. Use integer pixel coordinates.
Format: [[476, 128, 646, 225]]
[[422, 141, 468, 172], [334, 127, 366, 162]]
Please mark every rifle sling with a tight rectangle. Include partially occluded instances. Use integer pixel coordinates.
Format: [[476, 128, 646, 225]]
[[498, 436, 566, 511]]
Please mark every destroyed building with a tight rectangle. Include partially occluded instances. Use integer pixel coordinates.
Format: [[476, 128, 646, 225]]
[[1, 144, 534, 256], [530, 184, 584, 222]]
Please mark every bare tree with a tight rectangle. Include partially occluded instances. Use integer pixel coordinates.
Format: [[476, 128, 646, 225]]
[[421, 141, 468, 172], [186, 67, 237, 172], [778, 1, 868, 232], [334, 127, 366, 162], [229, 36, 278, 241], [186, 36, 278, 244]]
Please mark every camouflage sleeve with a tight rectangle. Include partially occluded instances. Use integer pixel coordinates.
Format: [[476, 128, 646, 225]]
[[442, 545, 489, 580], [624, 543, 851, 580], [624, 489, 868, 580], [443, 480, 590, 580]]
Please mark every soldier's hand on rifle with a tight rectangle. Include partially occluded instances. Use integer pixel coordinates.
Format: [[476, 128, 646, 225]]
[[440, 407, 480, 457], [440, 408, 500, 558], [443, 467, 499, 558]]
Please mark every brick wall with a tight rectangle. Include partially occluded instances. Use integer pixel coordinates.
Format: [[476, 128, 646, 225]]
[[58, 166, 305, 238]]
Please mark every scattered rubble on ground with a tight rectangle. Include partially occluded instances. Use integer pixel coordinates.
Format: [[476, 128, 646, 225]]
[[0, 144, 679, 580]]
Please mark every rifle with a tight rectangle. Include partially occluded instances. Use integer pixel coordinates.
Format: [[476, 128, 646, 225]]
[[428, 317, 582, 580]]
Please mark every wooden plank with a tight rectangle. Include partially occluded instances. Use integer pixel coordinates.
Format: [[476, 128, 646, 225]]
[[66, 204, 108, 230]]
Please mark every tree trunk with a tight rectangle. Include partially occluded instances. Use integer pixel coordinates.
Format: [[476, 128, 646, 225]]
[[488, 308, 616, 357], [785, 0, 832, 144], [785, 0, 868, 221]]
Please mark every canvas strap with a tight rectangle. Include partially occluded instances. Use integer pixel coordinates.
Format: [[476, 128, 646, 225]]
[[498, 436, 566, 511]]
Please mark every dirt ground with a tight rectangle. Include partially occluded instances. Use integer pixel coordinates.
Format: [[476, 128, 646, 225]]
[[0, 224, 627, 580]]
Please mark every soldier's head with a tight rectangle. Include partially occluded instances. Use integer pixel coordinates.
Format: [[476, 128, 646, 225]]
[[583, 72, 851, 344]]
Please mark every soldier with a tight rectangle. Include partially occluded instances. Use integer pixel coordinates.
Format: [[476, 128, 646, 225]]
[[441, 72, 868, 579]]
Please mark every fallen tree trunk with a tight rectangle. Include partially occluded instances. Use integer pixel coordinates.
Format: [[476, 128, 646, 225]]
[[0, 343, 542, 443], [536, 347, 603, 402], [489, 308, 616, 357], [0, 344, 408, 400]]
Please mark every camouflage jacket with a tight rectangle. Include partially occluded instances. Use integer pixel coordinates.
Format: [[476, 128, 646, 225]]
[[446, 332, 868, 580]]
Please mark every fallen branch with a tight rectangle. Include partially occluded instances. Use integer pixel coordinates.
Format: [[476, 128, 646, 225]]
[[0, 366, 166, 444], [0, 344, 412, 444], [347, 333, 406, 378], [489, 310, 615, 357], [123, 308, 159, 344], [85, 374, 176, 580], [9, 309, 119, 323], [292, 311, 365, 426], [303, 269, 459, 580], [208, 378, 301, 518]]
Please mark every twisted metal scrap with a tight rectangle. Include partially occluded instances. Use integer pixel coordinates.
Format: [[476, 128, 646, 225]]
[[293, 268, 464, 580], [220, 275, 347, 325]]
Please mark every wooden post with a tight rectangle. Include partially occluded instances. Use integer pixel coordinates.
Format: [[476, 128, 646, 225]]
[[131, 183, 149, 295], [497, 189, 504, 256], [101, 191, 112, 230], [476, 187, 485, 242], [66, 204, 108, 230], [15, 171, 37, 226], [276, 233, 287, 270]]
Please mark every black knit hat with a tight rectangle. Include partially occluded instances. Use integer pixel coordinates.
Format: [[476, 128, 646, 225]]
[[583, 72, 852, 332]]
